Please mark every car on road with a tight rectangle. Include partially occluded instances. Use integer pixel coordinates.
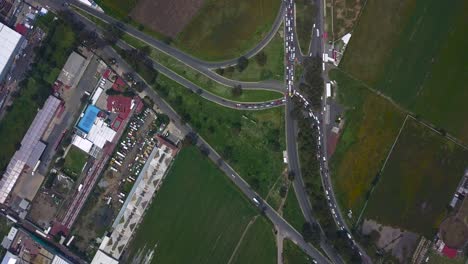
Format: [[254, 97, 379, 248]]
[[252, 197, 260, 205]]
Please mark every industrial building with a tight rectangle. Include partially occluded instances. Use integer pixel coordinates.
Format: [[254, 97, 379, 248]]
[[57, 51, 86, 88], [0, 21, 24, 83], [0, 96, 61, 204]]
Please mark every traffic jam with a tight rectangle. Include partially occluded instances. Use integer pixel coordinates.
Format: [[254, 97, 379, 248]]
[[284, 0, 295, 97]]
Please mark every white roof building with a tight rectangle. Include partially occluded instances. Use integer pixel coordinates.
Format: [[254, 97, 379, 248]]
[[0, 22, 24, 82], [86, 118, 116, 149], [90, 250, 118, 264], [72, 135, 94, 153]]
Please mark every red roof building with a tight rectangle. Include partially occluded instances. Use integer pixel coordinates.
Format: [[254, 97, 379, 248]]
[[112, 77, 126, 92], [442, 245, 457, 259], [107, 95, 132, 120], [15, 23, 27, 35], [103, 68, 111, 79]]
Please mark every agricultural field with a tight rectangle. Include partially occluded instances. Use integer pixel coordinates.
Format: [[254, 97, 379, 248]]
[[283, 189, 306, 232], [130, 0, 204, 38], [329, 69, 405, 218], [283, 239, 311, 264], [218, 30, 285, 82], [124, 146, 263, 263], [230, 217, 277, 264], [174, 0, 281, 60], [295, 0, 317, 54], [341, 0, 468, 143], [365, 118, 468, 238], [151, 75, 286, 197], [94, 0, 138, 19], [63, 146, 88, 178], [330, 0, 365, 39]]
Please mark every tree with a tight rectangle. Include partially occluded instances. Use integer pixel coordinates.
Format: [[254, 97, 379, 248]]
[[232, 85, 243, 97], [237, 56, 249, 72], [255, 51, 267, 66], [302, 222, 320, 244], [288, 170, 295, 181], [215, 68, 225, 75], [103, 22, 124, 45], [133, 81, 145, 93]]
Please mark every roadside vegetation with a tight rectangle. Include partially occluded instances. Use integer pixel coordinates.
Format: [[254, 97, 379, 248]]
[[295, 0, 317, 54], [283, 189, 306, 232], [0, 13, 77, 172], [125, 146, 267, 263], [292, 97, 361, 263], [283, 239, 311, 264], [365, 118, 468, 238], [119, 35, 282, 102], [216, 31, 284, 82], [230, 217, 277, 264], [298, 56, 323, 111]]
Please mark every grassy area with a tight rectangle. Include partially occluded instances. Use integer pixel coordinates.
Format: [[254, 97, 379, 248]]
[[329, 69, 405, 218], [218, 30, 285, 82], [126, 146, 259, 263], [283, 239, 311, 264], [295, 0, 317, 54], [331, 0, 365, 39], [339, 0, 417, 85], [149, 74, 286, 196], [94, 0, 137, 20], [0, 14, 76, 171], [283, 188, 306, 232], [427, 249, 466, 264], [174, 0, 281, 61], [231, 217, 277, 264], [365, 118, 468, 237], [341, 0, 468, 143], [63, 146, 88, 178]]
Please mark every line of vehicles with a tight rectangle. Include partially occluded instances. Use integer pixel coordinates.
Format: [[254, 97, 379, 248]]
[[284, 0, 296, 96]]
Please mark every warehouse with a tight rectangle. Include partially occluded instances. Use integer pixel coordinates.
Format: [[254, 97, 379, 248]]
[[0, 21, 24, 82]]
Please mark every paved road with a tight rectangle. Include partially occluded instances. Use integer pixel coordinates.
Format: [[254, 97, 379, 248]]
[[64, 2, 285, 92], [102, 47, 330, 264], [106, 45, 286, 111], [65, 0, 286, 69], [288, 0, 372, 261]]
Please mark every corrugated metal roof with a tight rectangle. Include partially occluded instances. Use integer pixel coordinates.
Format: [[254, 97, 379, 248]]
[[0, 22, 23, 80]]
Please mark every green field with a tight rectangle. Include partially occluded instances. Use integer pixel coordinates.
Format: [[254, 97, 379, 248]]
[[295, 0, 317, 54], [365, 118, 468, 237], [0, 15, 76, 171], [94, 0, 137, 19], [126, 146, 261, 263], [174, 0, 281, 60], [231, 217, 277, 264], [340, 0, 468, 143], [63, 146, 88, 178], [329, 69, 405, 216], [283, 239, 311, 264], [283, 189, 306, 232], [219, 30, 285, 82], [150, 75, 285, 196]]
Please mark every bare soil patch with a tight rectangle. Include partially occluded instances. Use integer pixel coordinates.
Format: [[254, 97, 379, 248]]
[[130, 0, 205, 38]]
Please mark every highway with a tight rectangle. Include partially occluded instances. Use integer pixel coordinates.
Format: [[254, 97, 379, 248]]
[[102, 47, 331, 264], [283, 0, 372, 261]]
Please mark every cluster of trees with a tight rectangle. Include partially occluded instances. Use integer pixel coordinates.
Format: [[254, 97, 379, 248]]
[[300, 56, 324, 111], [293, 99, 362, 263], [215, 52, 268, 77], [117, 47, 158, 85]]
